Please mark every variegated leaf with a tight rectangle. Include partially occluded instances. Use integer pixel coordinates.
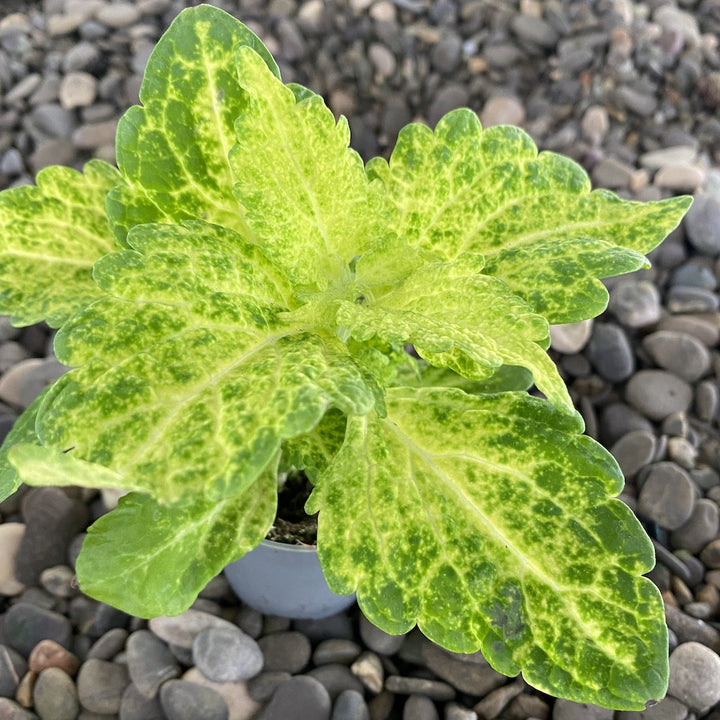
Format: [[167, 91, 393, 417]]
[[309, 387, 667, 710], [0, 160, 122, 326], [367, 109, 691, 323], [107, 5, 279, 241], [14, 221, 380, 505]]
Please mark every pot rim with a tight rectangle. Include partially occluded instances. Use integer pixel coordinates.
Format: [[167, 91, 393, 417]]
[[259, 537, 318, 553]]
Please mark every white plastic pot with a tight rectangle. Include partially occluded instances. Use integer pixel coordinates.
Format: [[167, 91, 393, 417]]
[[223, 539, 356, 619]]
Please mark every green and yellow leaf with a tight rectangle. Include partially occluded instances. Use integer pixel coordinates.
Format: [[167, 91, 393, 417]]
[[14, 221, 380, 505], [107, 5, 279, 241], [368, 109, 691, 323], [75, 458, 277, 617], [0, 160, 122, 327], [229, 47, 387, 288], [338, 256, 571, 410], [309, 387, 667, 709]]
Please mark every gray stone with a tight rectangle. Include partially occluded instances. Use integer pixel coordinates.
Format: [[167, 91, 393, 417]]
[[332, 690, 369, 720], [386, 676, 455, 701], [62, 41, 102, 73], [33, 667, 79, 720], [0, 148, 24, 176], [76, 659, 130, 714], [654, 5, 701, 46], [586, 322, 634, 382], [95, 2, 141, 28], [671, 499, 719, 554], [3, 603, 73, 656], [193, 625, 263, 682], [0, 698, 39, 719], [427, 85, 469, 127], [685, 193, 720, 255], [625, 370, 693, 421], [87, 628, 128, 660], [656, 314, 719, 347], [608, 281, 661, 328], [180, 667, 262, 720], [126, 630, 180, 698], [276, 19, 306, 61], [668, 642, 720, 713], [29, 103, 77, 139], [616, 695, 688, 720], [695, 380, 720, 423], [359, 614, 404, 655], [402, 694, 438, 720], [616, 86, 657, 117], [72, 120, 118, 149], [600, 403, 654, 446], [431, 33, 462, 74], [0, 645, 26, 698], [510, 15, 558, 48], [665, 604, 720, 653], [667, 436, 697, 470], [367, 43, 395, 78], [553, 699, 614, 719], [247, 671, 291, 702], [421, 642, 506, 696], [29, 139, 76, 173], [159, 679, 228, 720], [148, 609, 238, 649], [313, 639, 362, 666], [640, 146, 698, 170], [672, 262, 717, 290], [592, 157, 634, 189], [471, 678, 524, 718], [643, 330, 711, 382], [610, 431, 657, 480], [119, 682, 166, 720], [16, 487, 88, 586], [5, 74, 42, 105], [307, 664, 364, 701], [257, 631, 310, 674], [445, 702, 478, 720], [638, 462, 696, 530], [256, 676, 331, 720], [666, 286, 719, 313]]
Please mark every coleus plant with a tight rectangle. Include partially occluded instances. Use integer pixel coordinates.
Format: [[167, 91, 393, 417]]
[[0, 4, 691, 710]]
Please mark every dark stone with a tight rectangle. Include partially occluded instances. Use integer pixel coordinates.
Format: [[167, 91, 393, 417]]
[[16, 488, 88, 586], [3, 604, 73, 657]]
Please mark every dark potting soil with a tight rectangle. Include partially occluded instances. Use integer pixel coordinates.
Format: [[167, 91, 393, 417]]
[[266, 470, 318, 546]]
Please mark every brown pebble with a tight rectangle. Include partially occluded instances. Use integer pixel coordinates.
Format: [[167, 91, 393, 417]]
[[28, 639, 80, 677], [672, 576, 694, 605], [700, 538, 720, 569], [15, 670, 36, 708], [696, 584, 720, 614]]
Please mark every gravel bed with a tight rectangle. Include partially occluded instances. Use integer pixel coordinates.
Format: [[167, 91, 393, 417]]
[[1, 0, 720, 719]]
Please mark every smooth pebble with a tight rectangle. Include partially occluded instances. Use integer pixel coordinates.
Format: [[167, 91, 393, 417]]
[[625, 370, 693, 421], [668, 642, 720, 712], [194, 625, 264, 682]]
